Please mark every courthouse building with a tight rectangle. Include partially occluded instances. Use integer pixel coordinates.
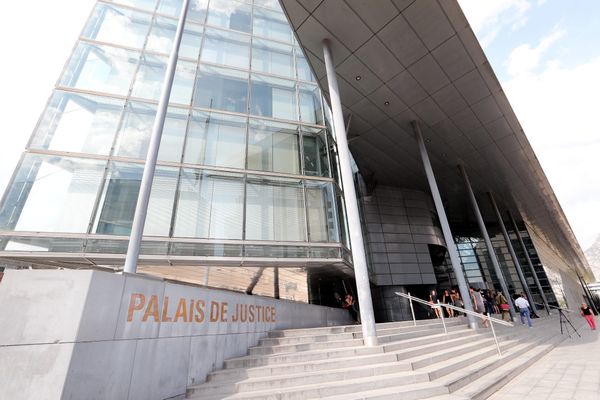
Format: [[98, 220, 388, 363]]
[[0, 0, 592, 321]]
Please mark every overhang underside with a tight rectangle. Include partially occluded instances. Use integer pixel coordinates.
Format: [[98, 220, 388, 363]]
[[280, 0, 590, 278]]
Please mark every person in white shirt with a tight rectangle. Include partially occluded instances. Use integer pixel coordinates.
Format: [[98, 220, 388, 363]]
[[514, 294, 533, 327]]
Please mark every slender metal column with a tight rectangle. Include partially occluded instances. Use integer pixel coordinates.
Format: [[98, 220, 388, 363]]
[[577, 273, 599, 314], [412, 121, 478, 329], [123, 0, 190, 274], [459, 165, 516, 319], [488, 193, 539, 315], [508, 211, 551, 314], [323, 39, 378, 346]]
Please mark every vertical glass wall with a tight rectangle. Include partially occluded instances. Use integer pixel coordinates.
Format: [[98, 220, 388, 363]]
[[0, 0, 347, 261]]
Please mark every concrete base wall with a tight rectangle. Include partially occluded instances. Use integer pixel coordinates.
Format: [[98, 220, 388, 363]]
[[0, 269, 351, 400]]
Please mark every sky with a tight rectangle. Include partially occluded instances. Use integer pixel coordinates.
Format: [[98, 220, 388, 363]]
[[0, 0, 598, 251]]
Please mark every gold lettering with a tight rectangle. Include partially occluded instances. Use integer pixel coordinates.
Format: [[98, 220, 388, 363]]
[[127, 293, 145, 322], [142, 295, 159, 322], [210, 301, 219, 322], [220, 302, 228, 322], [189, 299, 194, 322], [271, 306, 276, 323], [194, 300, 205, 323], [174, 298, 188, 322], [161, 296, 172, 322], [231, 304, 238, 322], [249, 305, 255, 322], [240, 304, 247, 322]]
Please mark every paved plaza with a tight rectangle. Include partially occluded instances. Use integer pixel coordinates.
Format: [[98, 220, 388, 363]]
[[490, 317, 599, 400]]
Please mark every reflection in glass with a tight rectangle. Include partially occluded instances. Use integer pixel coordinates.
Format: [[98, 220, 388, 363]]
[[131, 54, 195, 104], [302, 128, 330, 177], [252, 39, 294, 78], [114, 102, 187, 162], [246, 176, 306, 241], [95, 163, 176, 236], [0, 154, 105, 233], [247, 119, 299, 174], [206, 0, 252, 33], [250, 74, 297, 121], [299, 83, 323, 124], [146, 17, 203, 60], [201, 28, 250, 69], [305, 181, 340, 242], [83, 3, 152, 49], [30, 91, 124, 155], [253, 7, 293, 43], [295, 50, 315, 82], [105, 0, 157, 11], [193, 65, 248, 113], [158, 0, 208, 22], [184, 111, 246, 168], [174, 169, 244, 239], [60, 43, 140, 96]]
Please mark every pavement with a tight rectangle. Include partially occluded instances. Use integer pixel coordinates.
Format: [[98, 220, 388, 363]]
[[489, 316, 599, 400]]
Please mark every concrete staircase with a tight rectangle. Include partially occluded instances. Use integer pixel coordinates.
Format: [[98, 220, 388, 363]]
[[186, 315, 574, 400]]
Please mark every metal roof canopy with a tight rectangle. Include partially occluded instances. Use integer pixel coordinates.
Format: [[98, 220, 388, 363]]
[[280, 0, 590, 278]]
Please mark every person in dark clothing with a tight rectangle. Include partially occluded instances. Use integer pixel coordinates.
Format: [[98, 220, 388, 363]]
[[581, 302, 597, 330], [343, 294, 359, 323]]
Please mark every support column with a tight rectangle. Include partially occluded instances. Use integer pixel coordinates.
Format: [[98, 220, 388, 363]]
[[459, 165, 516, 319], [488, 193, 540, 315], [411, 121, 478, 329], [322, 39, 377, 346], [508, 212, 551, 314], [123, 0, 190, 274]]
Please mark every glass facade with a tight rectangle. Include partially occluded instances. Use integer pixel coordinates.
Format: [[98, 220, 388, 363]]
[[0, 0, 347, 267]]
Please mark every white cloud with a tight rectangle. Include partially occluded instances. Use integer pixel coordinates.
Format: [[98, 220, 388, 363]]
[[506, 27, 565, 77], [502, 52, 600, 249], [458, 0, 532, 48]]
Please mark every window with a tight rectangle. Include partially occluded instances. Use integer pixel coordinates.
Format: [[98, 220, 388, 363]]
[[82, 3, 152, 49], [157, 0, 208, 23], [295, 50, 315, 82], [200, 28, 250, 69], [184, 111, 246, 168], [30, 91, 124, 155], [174, 169, 244, 239], [114, 102, 187, 162], [206, 0, 252, 33], [252, 39, 294, 78], [60, 43, 140, 96], [302, 127, 330, 177], [298, 83, 323, 124], [131, 54, 195, 104], [0, 154, 105, 233], [245, 176, 306, 241], [305, 181, 339, 242], [146, 17, 203, 60], [247, 119, 300, 174], [193, 65, 248, 113], [253, 7, 293, 43], [105, 0, 157, 12], [250, 74, 297, 121]]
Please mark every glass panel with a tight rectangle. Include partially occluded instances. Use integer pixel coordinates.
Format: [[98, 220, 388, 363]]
[[253, 0, 282, 10], [245, 175, 306, 241], [115, 102, 187, 162], [206, 0, 252, 33], [157, 0, 208, 22], [244, 245, 308, 257], [253, 7, 293, 43], [200, 28, 250, 69], [94, 163, 177, 236], [184, 111, 246, 168], [60, 43, 140, 96], [131, 54, 195, 104], [83, 3, 152, 49], [170, 242, 243, 256], [252, 39, 294, 78], [250, 74, 297, 121], [328, 132, 341, 186], [106, 0, 157, 11], [3, 236, 85, 253], [247, 119, 300, 174], [305, 181, 339, 243], [146, 17, 203, 60], [310, 246, 342, 258], [0, 154, 105, 233], [30, 91, 124, 155], [295, 50, 315, 82], [302, 127, 330, 177], [298, 83, 323, 125], [193, 65, 248, 113], [174, 169, 244, 239]]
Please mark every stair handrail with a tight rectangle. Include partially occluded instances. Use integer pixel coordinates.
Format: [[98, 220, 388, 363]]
[[396, 291, 514, 356]]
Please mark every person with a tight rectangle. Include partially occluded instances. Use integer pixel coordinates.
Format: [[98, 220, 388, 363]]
[[484, 290, 495, 316], [442, 289, 454, 317], [580, 302, 597, 330], [514, 293, 533, 327], [470, 287, 488, 327], [343, 293, 358, 323], [451, 289, 464, 316], [429, 289, 441, 319], [495, 291, 511, 321]]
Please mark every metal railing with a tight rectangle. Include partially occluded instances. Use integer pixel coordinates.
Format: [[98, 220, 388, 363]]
[[396, 292, 513, 356]]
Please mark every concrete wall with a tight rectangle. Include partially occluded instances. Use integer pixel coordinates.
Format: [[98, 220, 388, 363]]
[[362, 186, 444, 286], [0, 269, 351, 400]]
